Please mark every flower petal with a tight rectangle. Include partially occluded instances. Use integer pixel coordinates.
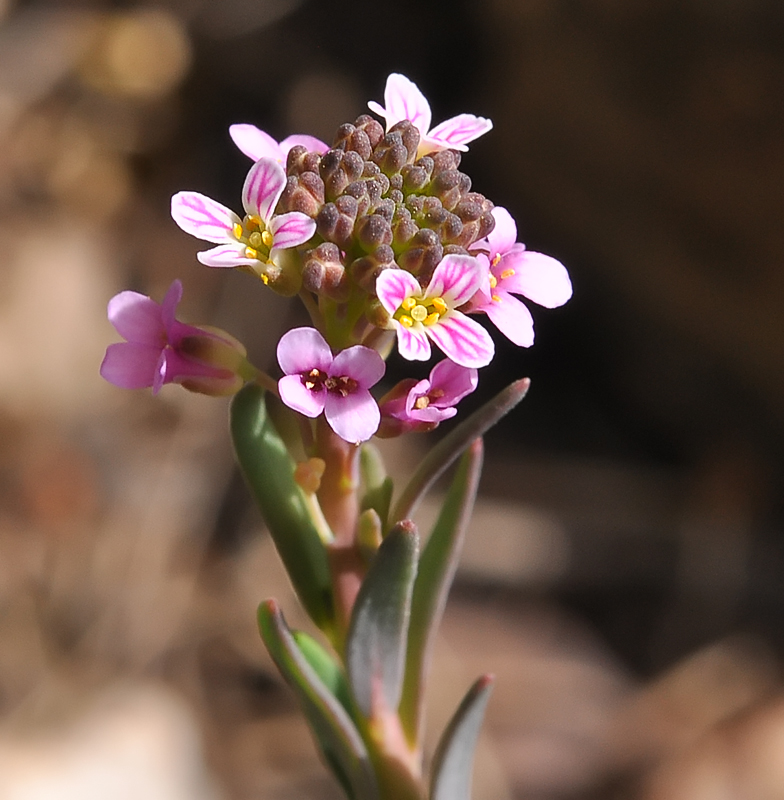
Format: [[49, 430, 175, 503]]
[[483, 291, 535, 347], [278, 374, 325, 418], [330, 345, 385, 389], [159, 279, 184, 337], [171, 192, 239, 243], [242, 157, 286, 222], [502, 251, 573, 309], [427, 254, 485, 307], [395, 324, 431, 362], [324, 388, 380, 444], [196, 243, 257, 268], [485, 206, 518, 255], [100, 342, 160, 389], [427, 359, 478, 407], [268, 212, 317, 249], [426, 311, 494, 368], [375, 268, 422, 315], [370, 73, 432, 134], [229, 124, 283, 162], [424, 113, 493, 152], [280, 134, 330, 155], [277, 327, 333, 376], [107, 290, 165, 345]]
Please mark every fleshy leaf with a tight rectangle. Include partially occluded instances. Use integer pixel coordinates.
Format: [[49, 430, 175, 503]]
[[231, 384, 334, 633], [346, 521, 419, 719], [399, 439, 483, 746], [429, 675, 494, 800], [390, 378, 530, 525], [293, 630, 354, 717], [258, 601, 379, 800], [360, 443, 393, 528]]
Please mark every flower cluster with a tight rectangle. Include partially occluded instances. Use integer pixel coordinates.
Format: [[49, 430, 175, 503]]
[[102, 73, 572, 443]]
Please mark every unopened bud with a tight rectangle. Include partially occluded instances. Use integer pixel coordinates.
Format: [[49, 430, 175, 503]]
[[175, 326, 252, 397], [354, 114, 384, 148], [350, 244, 395, 292], [279, 172, 325, 217], [356, 214, 393, 252]]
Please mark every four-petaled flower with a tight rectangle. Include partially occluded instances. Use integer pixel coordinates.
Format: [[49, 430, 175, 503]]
[[170, 157, 316, 281], [277, 328, 385, 444], [229, 124, 328, 164], [100, 280, 248, 396], [376, 254, 494, 368], [469, 207, 572, 347], [368, 73, 493, 158]]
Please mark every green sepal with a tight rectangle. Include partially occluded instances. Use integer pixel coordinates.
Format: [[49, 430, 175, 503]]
[[258, 600, 380, 800], [429, 675, 494, 800], [399, 439, 483, 746], [231, 384, 334, 633], [346, 521, 419, 719], [391, 378, 530, 525]]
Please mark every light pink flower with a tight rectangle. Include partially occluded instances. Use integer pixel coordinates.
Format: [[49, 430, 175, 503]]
[[229, 124, 329, 164], [470, 207, 572, 347], [100, 280, 247, 396], [368, 73, 493, 158], [375, 255, 494, 369], [277, 328, 385, 444], [170, 157, 316, 277]]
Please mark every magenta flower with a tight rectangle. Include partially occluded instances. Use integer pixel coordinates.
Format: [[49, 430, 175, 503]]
[[379, 360, 478, 435], [229, 124, 329, 164], [170, 157, 316, 278], [100, 280, 248, 396], [277, 328, 385, 444], [375, 255, 494, 369], [368, 73, 493, 158], [470, 207, 572, 347]]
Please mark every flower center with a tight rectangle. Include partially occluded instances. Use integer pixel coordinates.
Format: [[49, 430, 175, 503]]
[[394, 295, 448, 328], [233, 215, 274, 263], [300, 369, 357, 397]]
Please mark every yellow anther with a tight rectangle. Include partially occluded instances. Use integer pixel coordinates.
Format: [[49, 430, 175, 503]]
[[260, 273, 270, 285], [414, 396, 430, 410], [233, 223, 244, 239], [245, 246, 258, 259], [488, 274, 498, 289], [247, 215, 262, 229], [500, 268, 516, 280], [262, 230, 273, 247], [424, 312, 440, 326], [491, 294, 501, 302], [248, 232, 262, 247], [399, 315, 414, 328], [411, 304, 428, 323], [431, 297, 447, 315], [401, 297, 417, 311], [491, 253, 502, 267]]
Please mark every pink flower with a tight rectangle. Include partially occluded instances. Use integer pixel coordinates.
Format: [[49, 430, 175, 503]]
[[470, 207, 572, 347], [368, 73, 493, 158], [229, 124, 329, 164], [277, 328, 385, 444], [100, 280, 248, 396], [375, 255, 494, 369], [379, 360, 478, 435], [170, 157, 316, 278]]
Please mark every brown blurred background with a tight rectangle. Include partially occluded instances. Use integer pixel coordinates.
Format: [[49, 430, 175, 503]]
[[1, 0, 783, 798]]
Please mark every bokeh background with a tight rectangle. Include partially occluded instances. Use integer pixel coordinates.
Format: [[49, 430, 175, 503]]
[[1, 0, 784, 798]]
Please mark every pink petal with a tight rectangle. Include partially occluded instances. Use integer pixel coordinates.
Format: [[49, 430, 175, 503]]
[[369, 73, 432, 134], [426, 311, 494, 368], [107, 291, 165, 345], [100, 342, 160, 389], [427, 254, 485, 307], [427, 360, 478, 406], [278, 374, 326, 418], [324, 389, 380, 443], [268, 212, 317, 249], [408, 401, 456, 424], [485, 206, 518, 255], [171, 192, 239, 244], [330, 346, 385, 389], [502, 251, 573, 309], [395, 324, 431, 362], [242, 158, 286, 222], [425, 113, 493, 152], [160, 279, 184, 337], [196, 243, 257, 268], [229, 124, 283, 162], [483, 291, 535, 347], [280, 134, 329, 155], [277, 327, 333, 376], [375, 268, 422, 315]]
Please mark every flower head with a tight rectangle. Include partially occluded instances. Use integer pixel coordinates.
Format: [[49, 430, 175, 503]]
[[470, 207, 572, 347], [277, 328, 385, 444], [229, 124, 329, 164], [368, 73, 493, 158], [170, 157, 316, 284], [100, 280, 249, 396], [375, 254, 494, 368]]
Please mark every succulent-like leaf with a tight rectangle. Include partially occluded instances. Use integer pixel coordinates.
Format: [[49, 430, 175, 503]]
[[231, 384, 334, 632], [346, 521, 419, 719], [391, 378, 530, 525], [429, 675, 494, 800], [360, 443, 393, 528], [399, 439, 483, 746], [293, 630, 353, 716], [259, 600, 380, 800]]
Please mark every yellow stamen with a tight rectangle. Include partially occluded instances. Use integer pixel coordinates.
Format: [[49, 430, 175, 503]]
[[401, 297, 417, 311], [411, 304, 428, 323], [260, 273, 270, 285], [424, 312, 440, 326], [501, 268, 516, 280], [245, 247, 258, 259], [262, 230, 273, 247], [491, 294, 501, 302], [233, 223, 244, 239], [399, 315, 414, 328], [489, 274, 498, 289], [431, 297, 447, 315], [414, 396, 430, 410], [491, 253, 502, 267], [247, 215, 262, 230]]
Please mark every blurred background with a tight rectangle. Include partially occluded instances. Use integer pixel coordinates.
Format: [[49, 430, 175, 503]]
[[1, 0, 783, 797]]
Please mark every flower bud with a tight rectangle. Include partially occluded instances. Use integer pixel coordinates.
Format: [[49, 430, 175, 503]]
[[175, 326, 252, 397], [397, 227, 443, 279], [302, 242, 349, 301], [356, 213, 393, 252], [279, 172, 325, 217], [350, 244, 395, 292], [372, 131, 408, 176], [316, 196, 357, 247], [388, 119, 420, 163], [353, 114, 384, 149]]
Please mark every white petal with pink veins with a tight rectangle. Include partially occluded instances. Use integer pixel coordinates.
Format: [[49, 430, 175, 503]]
[[375, 268, 422, 315], [229, 125, 283, 162], [268, 212, 317, 249], [171, 192, 238, 243], [242, 158, 286, 222], [396, 324, 431, 362], [369, 73, 432, 134], [425, 113, 493, 152], [484, 292, 536, 347], [426, 311, 494, 368], [503, 252, 573, 309], [427, 255, 485, 307], [196, 243, 256, 268]]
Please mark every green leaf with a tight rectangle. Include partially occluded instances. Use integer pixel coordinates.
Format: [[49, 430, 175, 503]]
[[231, 384, 334, 633], [429, 675, 494, 800], [346, 521, 419, 719], [399, 439, 483, 746], [390, 378, 530, 525], [293, 630, 354, 717], [360, 443, 393, 528], [259, 600, 380, 800]]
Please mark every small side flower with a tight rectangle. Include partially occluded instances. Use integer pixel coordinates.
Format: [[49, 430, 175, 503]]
[[229, 124, 329, 164]]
